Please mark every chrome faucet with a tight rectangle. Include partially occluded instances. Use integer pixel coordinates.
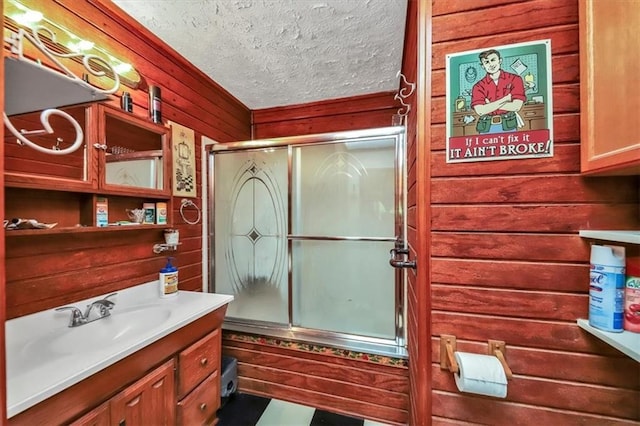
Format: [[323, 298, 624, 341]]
[[55, 293, 117, 327]]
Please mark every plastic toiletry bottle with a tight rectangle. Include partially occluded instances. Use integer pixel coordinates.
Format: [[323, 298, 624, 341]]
[[624, 257, 640, 333], [588, 244, 625, 332], [159, 257, 178, 298]]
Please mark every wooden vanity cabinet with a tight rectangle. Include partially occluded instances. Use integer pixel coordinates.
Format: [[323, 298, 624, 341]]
[[579, 0, 640, 175], [9, 306, 228, 426]]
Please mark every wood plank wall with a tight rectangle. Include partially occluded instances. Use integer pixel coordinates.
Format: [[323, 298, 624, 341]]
[[1, 0, 7, 420], [252, 92, 399, 139], [4, 0, 251, 319], [429, 0, 640, 424], [403, 1, 430, 425]]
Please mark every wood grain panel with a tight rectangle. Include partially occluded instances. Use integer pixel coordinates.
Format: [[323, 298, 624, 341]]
[[239, 376, 408, 426], [432, 204, 639, 232], [253, 109, 398, 140], [431, 232, 590, 261], [432, 175, 639, 204], [432, 258, 587, 291], [432, 311, 626, 356], [432, 0, 578, 44], [222, 334, 409, 425], [432, 365, 638, 419], [431, 390, 637, 425], [252, 92, 398, 124], [432, 284, 588, 321]]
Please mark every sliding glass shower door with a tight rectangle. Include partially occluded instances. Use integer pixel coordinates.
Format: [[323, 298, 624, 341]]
[[209, 127, 406, 355]]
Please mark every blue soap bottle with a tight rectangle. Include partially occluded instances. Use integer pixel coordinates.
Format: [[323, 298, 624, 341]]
[[159, 257, 178, 298]]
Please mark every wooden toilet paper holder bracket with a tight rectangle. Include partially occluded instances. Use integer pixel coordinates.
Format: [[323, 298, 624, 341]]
[[440, 334, 459, 373], [488, 339, 513, 379], [440, 335, 513, 379]]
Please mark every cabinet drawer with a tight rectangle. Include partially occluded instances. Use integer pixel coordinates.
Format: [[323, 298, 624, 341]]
[[178, 329, 220, 397], [177, 371, 220, 426]]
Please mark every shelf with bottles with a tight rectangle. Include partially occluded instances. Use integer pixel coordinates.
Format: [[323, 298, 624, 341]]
[[4, 188, 171, 236], [577, 319, 640, 362]]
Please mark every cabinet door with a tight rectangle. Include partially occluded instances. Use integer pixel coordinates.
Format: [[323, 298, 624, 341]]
[[97, 105, 171, 197], [110, 358, 176, 426], [579, 0, 640, 175], [4, 104, 98, 190]]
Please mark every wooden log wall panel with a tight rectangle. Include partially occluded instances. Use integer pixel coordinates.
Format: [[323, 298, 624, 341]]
[[429, 0, 639, 424], [405, 0, 428, 424], [0, 5, 7, 422], [4, 1, 251, 319], [251, 92, 400, 139], [222, 335, 409, 425]]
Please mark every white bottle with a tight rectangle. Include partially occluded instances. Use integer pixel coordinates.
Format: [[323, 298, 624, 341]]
[[588, 245, 625, 332], [159, 257, 178, 298]]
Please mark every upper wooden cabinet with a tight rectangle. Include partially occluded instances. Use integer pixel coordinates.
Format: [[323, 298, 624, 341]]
[[4, 104, 171, 197], [579, 0, 640, 175]]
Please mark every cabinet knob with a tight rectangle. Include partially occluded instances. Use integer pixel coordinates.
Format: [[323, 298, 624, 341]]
[[199, 403, 207, 411], [200, 357, 208, 366]]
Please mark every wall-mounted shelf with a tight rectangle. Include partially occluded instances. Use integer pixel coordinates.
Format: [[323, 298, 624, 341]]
[[4, 57, 108, 116], [4, 224, 167, 237], [579, 230, 640, 245], [577, 319, 640, 362]]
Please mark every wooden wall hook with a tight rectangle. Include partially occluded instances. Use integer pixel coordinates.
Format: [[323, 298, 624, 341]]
[[488, 340, 513, 379], [440, 334, 459, 373]]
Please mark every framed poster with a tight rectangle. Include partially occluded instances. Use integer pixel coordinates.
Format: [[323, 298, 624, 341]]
[[446, 40, 553, 163], [169, 121, 196, 197]]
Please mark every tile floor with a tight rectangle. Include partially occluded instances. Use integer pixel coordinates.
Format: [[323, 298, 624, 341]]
[[217, 392, 393, 426]]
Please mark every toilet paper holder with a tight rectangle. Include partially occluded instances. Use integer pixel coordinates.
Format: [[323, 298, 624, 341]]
[[440, 335, 513, 379]]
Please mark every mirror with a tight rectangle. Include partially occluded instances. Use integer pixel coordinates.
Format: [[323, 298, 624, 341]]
[[103, 111, 165, 191], [3, 105, 89, 182]]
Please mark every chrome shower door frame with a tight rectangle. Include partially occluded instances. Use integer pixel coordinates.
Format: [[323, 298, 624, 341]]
[[207, 126, 407, 358]]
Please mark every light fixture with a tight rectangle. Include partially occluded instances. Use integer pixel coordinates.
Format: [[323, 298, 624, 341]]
[[4, 0, 140, 88]]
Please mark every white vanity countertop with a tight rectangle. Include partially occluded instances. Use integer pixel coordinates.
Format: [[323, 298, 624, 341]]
[[5, 282, 234, 418]]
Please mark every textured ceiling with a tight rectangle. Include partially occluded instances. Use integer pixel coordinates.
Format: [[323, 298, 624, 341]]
[[112, 0, 408, 110]]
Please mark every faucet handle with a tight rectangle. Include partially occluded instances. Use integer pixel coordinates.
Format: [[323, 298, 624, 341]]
[[99, 292, 117, 309], [55, 306, 86, 327]]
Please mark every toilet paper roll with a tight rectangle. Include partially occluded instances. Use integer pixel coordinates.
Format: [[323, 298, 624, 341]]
[[454, 351, 508, 398]]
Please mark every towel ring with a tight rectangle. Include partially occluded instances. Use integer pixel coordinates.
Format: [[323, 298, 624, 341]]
[[180, 199, 201, 225]]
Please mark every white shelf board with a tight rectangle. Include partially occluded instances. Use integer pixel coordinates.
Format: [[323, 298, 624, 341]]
[[579, 230, 640, 245], [4, 57, 108, 116], [577, 319, 640, 362]]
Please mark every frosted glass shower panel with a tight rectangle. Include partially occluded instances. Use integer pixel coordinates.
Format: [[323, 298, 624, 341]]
[[292, 139, 396, 237], [292, 239, 396, 339], [214, 148, 289, 324]]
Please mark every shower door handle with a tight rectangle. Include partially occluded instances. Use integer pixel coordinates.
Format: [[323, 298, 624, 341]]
[[389, 240, 416, 269]]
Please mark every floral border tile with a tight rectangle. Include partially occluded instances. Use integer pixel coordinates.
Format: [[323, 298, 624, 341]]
[[223, 331, 408, 368]]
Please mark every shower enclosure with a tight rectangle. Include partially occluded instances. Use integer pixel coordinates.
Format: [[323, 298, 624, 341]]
[[208, 127, 407, 357]]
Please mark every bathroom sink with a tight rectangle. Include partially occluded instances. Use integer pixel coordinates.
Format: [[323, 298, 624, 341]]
[[21, 304, 172, 357]]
